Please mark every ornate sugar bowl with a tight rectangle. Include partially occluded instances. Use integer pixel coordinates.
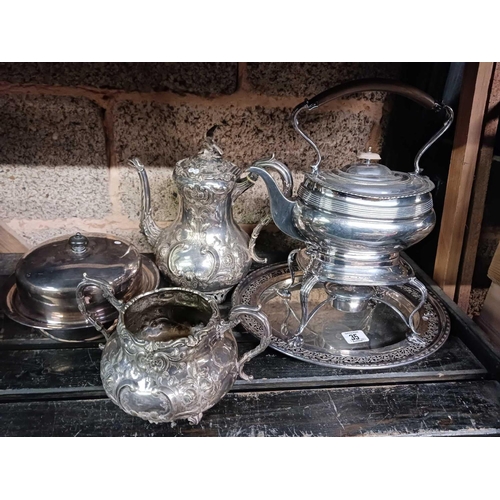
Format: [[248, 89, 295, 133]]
[[129, 132, 290, 303], [76, 275, 272, 424], [247, 78, 454, 349]]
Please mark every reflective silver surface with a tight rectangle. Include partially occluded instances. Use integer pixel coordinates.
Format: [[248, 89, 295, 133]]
[[312, 150, 436, 198], [247, 79, 454, 286], [130, 135, 290, 303], [0, 232, 160, 331], [232, 262, 450, 370], [288, 248, 428, 345], [250, 153, 438, 285], [76, 276, 272, 425]]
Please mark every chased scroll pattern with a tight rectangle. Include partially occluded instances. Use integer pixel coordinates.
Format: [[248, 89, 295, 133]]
[[133, 142, 255, 301], [101, 322, 239, 424]]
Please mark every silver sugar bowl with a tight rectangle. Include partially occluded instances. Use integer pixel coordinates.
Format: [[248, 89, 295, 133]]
[[76, 275, 272, 425], [129, 132, 290, 303]]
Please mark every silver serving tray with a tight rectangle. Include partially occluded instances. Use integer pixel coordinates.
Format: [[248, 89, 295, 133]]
[[232, 262, 450, 370]]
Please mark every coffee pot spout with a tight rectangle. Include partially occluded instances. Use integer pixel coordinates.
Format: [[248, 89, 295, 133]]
[[248, 158, 305, 242], [128, 158, 161, 247]]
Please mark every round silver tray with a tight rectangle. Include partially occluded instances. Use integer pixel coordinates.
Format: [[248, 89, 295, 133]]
[[232, 262, 451, 370], [0, 255, 160, 342]]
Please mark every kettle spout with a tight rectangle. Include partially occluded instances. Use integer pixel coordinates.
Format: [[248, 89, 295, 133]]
[[128, 158, 161, 247], [248, 161, 304, 242]]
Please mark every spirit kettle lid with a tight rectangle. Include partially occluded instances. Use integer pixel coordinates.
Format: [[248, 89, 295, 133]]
[[313, 148, 435, 199]]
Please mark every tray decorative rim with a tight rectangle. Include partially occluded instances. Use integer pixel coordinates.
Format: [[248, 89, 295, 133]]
[[232, 261, 451, 370]]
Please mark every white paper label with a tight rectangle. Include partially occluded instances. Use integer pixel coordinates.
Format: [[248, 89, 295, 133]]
[[341, 330, 369, 344]]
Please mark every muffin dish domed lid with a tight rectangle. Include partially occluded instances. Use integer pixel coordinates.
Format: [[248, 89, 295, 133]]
[[0, 232, 160, 330], [312, 149, 435, 199]]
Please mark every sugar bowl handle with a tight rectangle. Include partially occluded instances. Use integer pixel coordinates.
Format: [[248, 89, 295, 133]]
[[228, 305, 273, 381], [76, 274, 124, 341]]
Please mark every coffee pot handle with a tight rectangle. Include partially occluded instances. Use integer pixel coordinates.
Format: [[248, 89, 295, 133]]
[[231, 169, 271, 264], [228, 305, 273, 381], [292, 77, 454, 175], [76, 274, 124, 341]]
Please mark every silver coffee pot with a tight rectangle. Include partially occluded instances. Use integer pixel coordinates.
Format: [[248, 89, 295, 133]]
[[247, 79, 454, 345], [129, 132, 291, 303]]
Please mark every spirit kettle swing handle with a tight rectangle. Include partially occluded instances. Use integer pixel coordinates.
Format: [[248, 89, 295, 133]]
[[292, 77, 454, 175]]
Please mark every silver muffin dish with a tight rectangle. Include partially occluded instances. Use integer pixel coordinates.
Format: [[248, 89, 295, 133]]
[[0, 232, 160, 341]]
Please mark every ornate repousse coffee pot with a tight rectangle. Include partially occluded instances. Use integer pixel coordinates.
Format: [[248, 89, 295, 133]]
[[129, 130, 291, 303], [247, 78, 454, 345]]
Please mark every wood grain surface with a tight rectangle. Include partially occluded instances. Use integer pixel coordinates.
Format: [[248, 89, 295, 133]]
[[434, 62, 495, 299], [457, 63, 500, 310], [0, 223, 27, 254], [1, 253, 499, 437], [1, 381, 499, 437]]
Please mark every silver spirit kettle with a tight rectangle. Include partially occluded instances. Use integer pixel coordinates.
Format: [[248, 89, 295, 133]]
[[248, 78, 454, 286]]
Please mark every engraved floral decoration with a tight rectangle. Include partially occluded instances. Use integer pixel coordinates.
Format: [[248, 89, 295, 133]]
[[130, 136, 260, 304], [100, 312, 239, 425], [78, 272, 271, 426]]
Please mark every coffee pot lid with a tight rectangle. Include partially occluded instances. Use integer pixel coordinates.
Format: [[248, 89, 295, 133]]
[[312, 149, 435, 199], [174, 130, 241, 184]]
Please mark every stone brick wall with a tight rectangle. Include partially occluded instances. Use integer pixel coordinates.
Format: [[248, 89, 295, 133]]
[[0, 62, 402, 252]]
